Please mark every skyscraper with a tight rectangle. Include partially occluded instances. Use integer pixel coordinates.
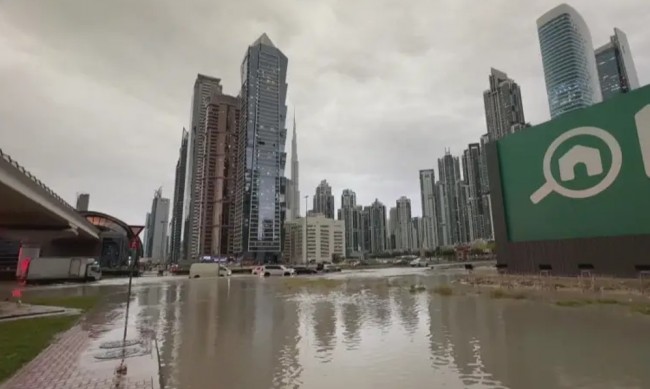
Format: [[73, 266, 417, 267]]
[[359, 206, 371, 254], [170, 129, 188, 263], [388, 206, 397, 251], [537, 4, 602, 118], [200, 93, 240, 257], [463, 143, 490, 241], [419, 169, 439, 250], [232, 34, 288, 262], [368, 199, 387, 254], [145, 188, 170, 261], [187, 74, 223, 261], [285, 114, 301, 221], [313, 180, 335, 219], [395, 196, 413, 252], [75, 193, 90, 212], [595, 28, 640, 101], [339, 189, 360, 257], [483, 68, 526, 141], [438, 152, 461, 245]]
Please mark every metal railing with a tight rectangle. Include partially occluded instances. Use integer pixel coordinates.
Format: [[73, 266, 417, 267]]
[[0, 147, 77, 212]]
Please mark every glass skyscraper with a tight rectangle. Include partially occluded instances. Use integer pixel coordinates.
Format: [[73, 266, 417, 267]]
[[537, 4, 602, 119], [232, 33, 288, 262], [595, 28, 640, 101]]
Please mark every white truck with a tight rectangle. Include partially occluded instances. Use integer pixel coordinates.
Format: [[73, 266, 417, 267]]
[[17, 257, 102, 283]]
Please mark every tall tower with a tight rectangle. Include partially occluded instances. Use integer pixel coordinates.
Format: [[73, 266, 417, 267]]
[[596, 28, 640, 101], [187, 74, 223, 261], [170, 129, 188, 263], [418, 169, 439, 250], [483, 68, 526, 141], [395, 196, 413, 252], [232, 33, 288, 263], [286, 113, 300, 220], [313, 180, 335, 219], [368, 199, 387, 254], [438, 151, 461, 245], [537, 4, 601, 118]]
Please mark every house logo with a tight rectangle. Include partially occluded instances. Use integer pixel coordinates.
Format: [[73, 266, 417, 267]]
[[530, 127, 622, 204]]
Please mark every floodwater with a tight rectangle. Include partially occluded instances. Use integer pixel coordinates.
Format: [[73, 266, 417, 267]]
[[16, 268, 650, 389]]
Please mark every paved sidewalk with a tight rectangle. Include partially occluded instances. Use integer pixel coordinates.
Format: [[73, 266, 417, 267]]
[[0, 302, 68, 321], [1, 322, 159, 389]]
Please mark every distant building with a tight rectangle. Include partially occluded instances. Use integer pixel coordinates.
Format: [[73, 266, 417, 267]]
[[438, 152, 461, 245], [232, 33, 289, 263], [419, 169, 439, 250], [144, 188, 170, 261], [313, 180, 335, 219], [75, 193, 90, 212], [596, 28, 640, 101], [339, 189, 361, 257], [483, 68, 526, 141], [463, 143, 491, 241], [368, 199, 387, 254], [411, 217, 422, 252], [359, 206, 371, 254], [282, 214, 345, 264], [285, 115, 301, 222], [170, 129, 188, 263], [537, 4, 601, 118], [434, 181, 449, 246], [395, 196, 413, 252], [388, 207, 397, 251]]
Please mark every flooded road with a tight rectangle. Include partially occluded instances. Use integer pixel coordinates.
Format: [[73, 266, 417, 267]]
[[15, 269, 650, 389]]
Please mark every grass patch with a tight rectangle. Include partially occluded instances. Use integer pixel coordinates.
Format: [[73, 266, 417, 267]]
[[433, 286, 453, 296], [24, 295, 100, 312], [555, 299, 594, 308], [595, 298, 622, 305], [489, 289, 527, 300], [630, 304, 650, 315], [0, 314, 80, 383]]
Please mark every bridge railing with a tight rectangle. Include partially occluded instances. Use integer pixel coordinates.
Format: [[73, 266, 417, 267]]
[[0, 148, 77, 213]]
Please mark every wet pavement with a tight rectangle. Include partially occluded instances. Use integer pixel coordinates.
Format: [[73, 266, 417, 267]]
[[3, 268, 650, 388]]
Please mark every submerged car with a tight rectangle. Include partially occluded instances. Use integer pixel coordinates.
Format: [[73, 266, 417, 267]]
[[260, 265, 295, 277]]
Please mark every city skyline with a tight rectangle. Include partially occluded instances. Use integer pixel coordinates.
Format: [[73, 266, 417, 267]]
[[1, 1, 648, 223]]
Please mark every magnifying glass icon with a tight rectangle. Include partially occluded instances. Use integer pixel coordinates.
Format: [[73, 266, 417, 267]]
[[530, 127, 623, 204]]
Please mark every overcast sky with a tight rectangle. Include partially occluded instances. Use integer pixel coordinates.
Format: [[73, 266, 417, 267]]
[[0, 0, 647, 224]]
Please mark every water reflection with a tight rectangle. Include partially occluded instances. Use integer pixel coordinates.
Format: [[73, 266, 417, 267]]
[[33, 271, 650, 389]]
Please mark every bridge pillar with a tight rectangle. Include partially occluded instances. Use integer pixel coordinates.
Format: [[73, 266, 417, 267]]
[[16, 242, 41, 280]]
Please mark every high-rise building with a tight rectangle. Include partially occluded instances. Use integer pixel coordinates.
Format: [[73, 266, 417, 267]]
[[388, 206, 397, 251], [483, 68, 526, 141], [463, 143, 491, 242], [285, 114, 301, 221], [411, 217, 422, 252], [455, 181, 471, 244], [144, 188, 170, 261], [232, 34, 288, 262], [434, 181, 450, 246], [596, 28, 640, 101], [479, 134, 493, 240], [313, 180, 335, 219], [359, 206, 371, 254], [187, 74, 223, 261], [438, 151, 461, 245], [395, 196, 413, 252], [199, 93, 240, 257], [170, 129, 188, 263], [75, 193, 89, 212], [368, 199, 387, 254], [419, 169, 439, 250], [537, 4, 602, 118], [339, 189, 360, 257], [282, 214, 345, 264]]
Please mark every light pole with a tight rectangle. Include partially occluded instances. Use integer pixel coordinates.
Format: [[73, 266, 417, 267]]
[[304, 195, 309, 264]]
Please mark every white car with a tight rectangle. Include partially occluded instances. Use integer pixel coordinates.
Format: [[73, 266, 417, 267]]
[[261, 265, 295, 277], [189, 263, 232, 278], [410, 258, 428, 267]]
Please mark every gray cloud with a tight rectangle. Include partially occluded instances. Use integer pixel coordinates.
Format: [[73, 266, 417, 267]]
[[0, 0, 648, 222]]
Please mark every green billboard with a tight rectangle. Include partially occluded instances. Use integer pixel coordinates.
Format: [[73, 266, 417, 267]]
[[497, 84, 650, 242]]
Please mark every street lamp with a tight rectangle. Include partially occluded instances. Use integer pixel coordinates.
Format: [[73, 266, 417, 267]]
[[304, 195, 309, 264]]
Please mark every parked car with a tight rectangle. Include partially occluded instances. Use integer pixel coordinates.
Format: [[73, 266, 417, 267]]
[[251, 266, 265, 276], [261, 265, 295, 277], [189, 263, 232, 278], [323, 264, 342, 273], [410, 258, 428, 267], [293, 266, 318, 275]]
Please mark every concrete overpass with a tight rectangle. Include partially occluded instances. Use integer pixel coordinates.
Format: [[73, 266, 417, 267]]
[[0, 148, 101, 265]]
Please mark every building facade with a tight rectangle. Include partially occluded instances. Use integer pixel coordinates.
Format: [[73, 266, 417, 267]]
[[282, 214, 345, 264], [537, 4, 602, 118], [419, 169, 439, 250], [187, 74, 223, 261], [170, 129, 188, 263], [313, 180, 335, 219], [388, 206, 397, 251], [463, 143, 491, 241], [438, 152, 461, 245], [483, 68, 526, 141], [75, 193, 90, 212], [395, 196, 413, 252], [368, 199, 387, 254], [339, 189, 360, 257], [144, 188, 170, 261], [595, 28, 639, 101], [199, 93, 240, 257], [232, 33, 288, 263]]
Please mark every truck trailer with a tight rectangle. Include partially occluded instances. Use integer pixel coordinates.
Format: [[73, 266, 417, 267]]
[[16, 257, 102, 283]]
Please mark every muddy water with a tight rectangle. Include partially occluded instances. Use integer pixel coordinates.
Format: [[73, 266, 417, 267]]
[[19, 269, 650, 388]]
